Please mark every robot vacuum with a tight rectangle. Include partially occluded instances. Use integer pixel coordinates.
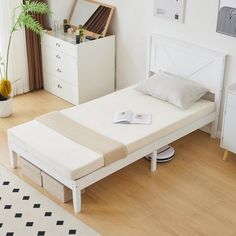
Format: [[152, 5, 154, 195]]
[[145, 145, 175, 163]]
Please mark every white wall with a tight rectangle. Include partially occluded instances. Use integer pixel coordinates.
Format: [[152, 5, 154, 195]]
[[49, 0, 236, 129], [104, 0, 236, 90]]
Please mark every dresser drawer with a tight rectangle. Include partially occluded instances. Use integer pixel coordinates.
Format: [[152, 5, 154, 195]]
[[42, 33, 77, 58], [44, 73, 78, 104], [56, 78, 78, 104], [42, 45, 78, 85]]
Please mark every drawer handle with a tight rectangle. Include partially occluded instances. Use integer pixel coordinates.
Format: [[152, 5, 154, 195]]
[[58, 84, 62, 89], [56, 55, 61, 59], [56, 43, 61, 47], [57, 68, 62, 73]]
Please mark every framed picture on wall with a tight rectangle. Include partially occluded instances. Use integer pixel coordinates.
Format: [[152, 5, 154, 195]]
[[154, 0, 185, 23], [217, 0, 236, 37]]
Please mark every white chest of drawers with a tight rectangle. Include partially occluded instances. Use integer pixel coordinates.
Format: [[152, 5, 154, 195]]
[[41, 32, 115, 104], [221, 83, 236, 160]]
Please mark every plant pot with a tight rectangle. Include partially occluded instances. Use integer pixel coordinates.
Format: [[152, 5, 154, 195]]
[[0, 98, 13, 118]]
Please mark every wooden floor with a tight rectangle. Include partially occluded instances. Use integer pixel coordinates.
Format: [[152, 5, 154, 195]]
[[1, 91, 236, 236]]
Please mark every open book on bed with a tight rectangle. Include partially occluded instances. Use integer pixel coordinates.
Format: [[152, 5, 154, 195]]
[[113, 111, 152, 124]]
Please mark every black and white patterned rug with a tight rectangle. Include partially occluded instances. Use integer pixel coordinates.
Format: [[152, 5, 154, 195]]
[[0, 166, 100, 236]]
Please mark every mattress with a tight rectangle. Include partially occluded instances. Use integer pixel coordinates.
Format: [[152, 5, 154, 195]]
[[8, 85, 215, 180]]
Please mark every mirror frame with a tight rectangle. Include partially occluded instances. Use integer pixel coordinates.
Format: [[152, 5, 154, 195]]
[[69, 0, 115, 38]]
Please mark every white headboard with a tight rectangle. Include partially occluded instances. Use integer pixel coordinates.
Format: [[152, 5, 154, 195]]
[[147, 34, 227, 136], [147, 34, 226, 94]]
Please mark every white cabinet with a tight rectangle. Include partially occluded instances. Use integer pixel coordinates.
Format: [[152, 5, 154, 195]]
[[41, 31, 115, 104], [221, 83, 236, 160]]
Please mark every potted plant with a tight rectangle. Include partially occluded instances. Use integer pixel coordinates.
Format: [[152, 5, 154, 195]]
[[0, 55, 12, 117], [0, 0, 50, 118]]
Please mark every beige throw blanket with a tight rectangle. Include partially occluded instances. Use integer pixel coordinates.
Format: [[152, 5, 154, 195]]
[[36, 111, 128, 166]]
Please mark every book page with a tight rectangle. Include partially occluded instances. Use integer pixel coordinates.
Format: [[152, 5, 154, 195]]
[[132, 113, 152, 124], [113, 111, 133, 124]]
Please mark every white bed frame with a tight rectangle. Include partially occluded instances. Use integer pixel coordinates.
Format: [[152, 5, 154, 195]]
[[9, 34, 227, 213]]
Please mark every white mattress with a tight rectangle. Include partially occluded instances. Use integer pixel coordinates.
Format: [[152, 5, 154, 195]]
[[8, 86, 215, 180]]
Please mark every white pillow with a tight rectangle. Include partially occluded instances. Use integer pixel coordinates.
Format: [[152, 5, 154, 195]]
[[136, 73, 208, 109]]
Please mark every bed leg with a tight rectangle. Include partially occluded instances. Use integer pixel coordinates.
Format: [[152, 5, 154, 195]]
[[72, 183, 81, 213], [151, 150, 157, 172], [9, 149, 17, 169]]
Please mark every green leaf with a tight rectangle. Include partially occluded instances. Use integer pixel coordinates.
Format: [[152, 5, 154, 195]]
[[20, 14, 43, 36], [24, 1, 51, 15]]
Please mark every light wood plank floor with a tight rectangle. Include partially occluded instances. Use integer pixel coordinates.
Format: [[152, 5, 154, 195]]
[[1, 91, 236, 236]]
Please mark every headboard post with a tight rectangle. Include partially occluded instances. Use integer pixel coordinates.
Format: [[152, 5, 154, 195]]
[[210, 55, 227, 138]]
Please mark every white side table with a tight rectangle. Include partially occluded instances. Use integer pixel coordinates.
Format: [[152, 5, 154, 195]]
[[221, 83, 236, 160]]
